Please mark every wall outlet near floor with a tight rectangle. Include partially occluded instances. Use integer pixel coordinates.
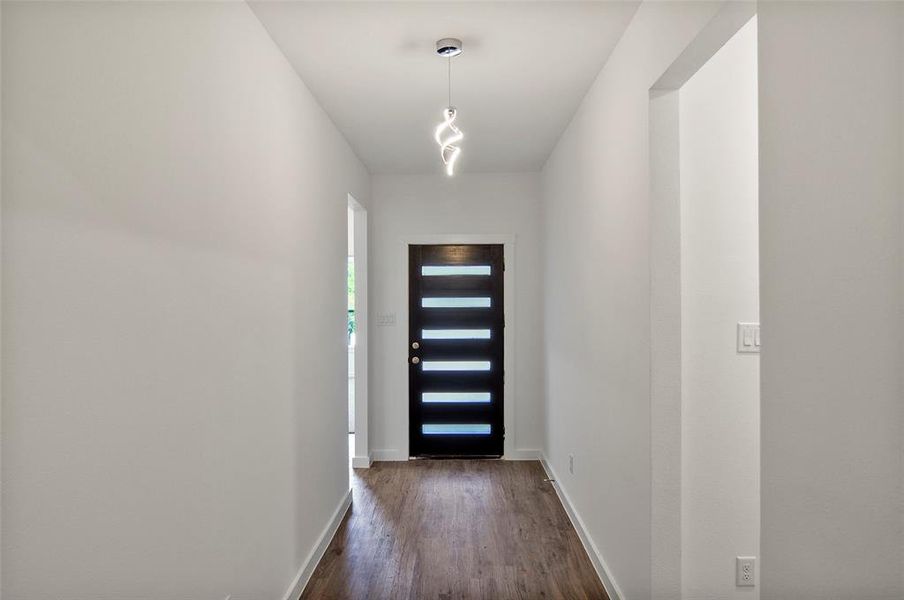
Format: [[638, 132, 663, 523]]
[[568, 453, 574, 475], [736, 556, 756, 587]]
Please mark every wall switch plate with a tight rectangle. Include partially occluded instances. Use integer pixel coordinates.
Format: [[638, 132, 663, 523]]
[[737, 323, 760, 354], [376, 312, 396, 326], [568, 454, 574, 475], [736, 556, 756, 587]]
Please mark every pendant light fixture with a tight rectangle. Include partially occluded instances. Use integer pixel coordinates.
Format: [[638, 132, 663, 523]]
[[434, 38, 463, 176]]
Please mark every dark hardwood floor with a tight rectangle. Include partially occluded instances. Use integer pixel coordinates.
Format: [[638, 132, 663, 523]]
[[300, 460, 608, 600]]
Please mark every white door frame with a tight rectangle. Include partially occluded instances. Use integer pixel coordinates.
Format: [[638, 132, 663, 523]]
[[348, 194, 371, 468], [399, 234, 518, 459], [648, 3, 757, 597]]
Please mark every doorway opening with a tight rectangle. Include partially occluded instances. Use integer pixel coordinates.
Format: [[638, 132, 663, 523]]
[[650, 6, 759, 598], [348, 194, 370, 469], [347, 206, 356, 460]]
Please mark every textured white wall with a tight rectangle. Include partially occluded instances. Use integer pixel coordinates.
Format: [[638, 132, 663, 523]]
[[758, 2, 903, 598], [649, 86, 682, 600], [369, 172, 543, 460], [540, 3, 725, 598], [1, 2, 369, 598], [679, 16, 759, 600]]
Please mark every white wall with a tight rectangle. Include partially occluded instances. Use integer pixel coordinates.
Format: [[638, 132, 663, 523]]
[[546, 4, 904, 598], [540, 3, 724, 598], [679, 17, 759, 600], [369, 172, 543, 460], [758, 3, 903, 598], [1, 2, 370, 599]]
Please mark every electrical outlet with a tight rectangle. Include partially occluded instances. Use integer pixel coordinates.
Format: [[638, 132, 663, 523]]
[[568, 454, 574, 475], [736, 556, 755, 587]]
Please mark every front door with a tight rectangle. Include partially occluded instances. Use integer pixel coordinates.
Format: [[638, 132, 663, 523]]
[[408, 244, 504, 457]]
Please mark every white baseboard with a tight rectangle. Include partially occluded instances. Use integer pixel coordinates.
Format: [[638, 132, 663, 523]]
[[351, 454, 373, 468], [371, 448, 408, 461], [371, 449, 539, 461], [504, 449, 542, 460], [539, 454, 624, 600], [281, 488, 352, 600]]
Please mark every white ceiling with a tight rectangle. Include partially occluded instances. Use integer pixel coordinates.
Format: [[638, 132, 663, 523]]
[[249, 1, 639, 175]]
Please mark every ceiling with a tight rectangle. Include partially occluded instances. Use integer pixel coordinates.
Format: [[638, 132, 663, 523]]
[[249, 2, 640, 175]]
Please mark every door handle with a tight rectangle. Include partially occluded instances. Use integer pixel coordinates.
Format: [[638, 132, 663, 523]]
[[411, 357, 420, 365], [411, 342, 420, 350]]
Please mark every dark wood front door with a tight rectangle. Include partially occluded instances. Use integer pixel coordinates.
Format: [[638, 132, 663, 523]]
[[408, 244, 504, 457]]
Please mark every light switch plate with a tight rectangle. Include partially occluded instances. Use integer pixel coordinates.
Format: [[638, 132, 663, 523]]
[[376, 313, 396, 327], [737, 322, 760, 354]]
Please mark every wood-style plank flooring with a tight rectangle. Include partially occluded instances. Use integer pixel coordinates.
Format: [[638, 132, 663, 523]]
[[301, 460, 608, 600]]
